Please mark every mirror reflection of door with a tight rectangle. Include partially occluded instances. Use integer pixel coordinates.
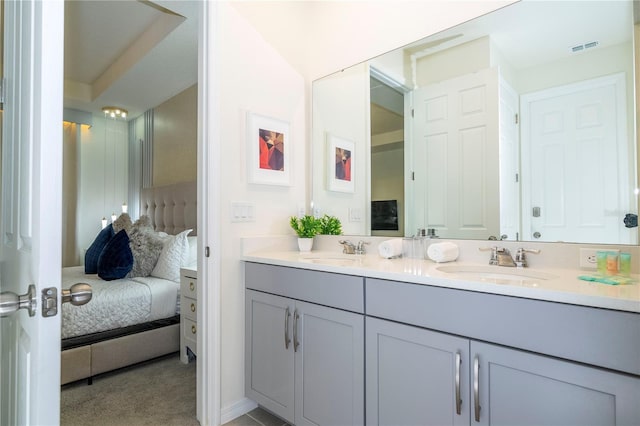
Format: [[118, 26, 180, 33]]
[[521, 73, 634, 244], [370, 72, 406, 237], [412, 67, 500, 240]]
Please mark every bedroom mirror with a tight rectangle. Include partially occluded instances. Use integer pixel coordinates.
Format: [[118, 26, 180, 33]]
[[312, 0, 638, 245]]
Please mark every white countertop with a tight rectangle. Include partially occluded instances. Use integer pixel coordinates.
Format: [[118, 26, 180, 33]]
[[242, 250, 640, 313]]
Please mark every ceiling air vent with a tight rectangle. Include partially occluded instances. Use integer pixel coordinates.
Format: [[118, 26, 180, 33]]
[[571, 41, 599, 53]]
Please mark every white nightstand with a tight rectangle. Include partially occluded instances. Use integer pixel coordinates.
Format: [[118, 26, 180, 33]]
[[180, 265, 198, 364]]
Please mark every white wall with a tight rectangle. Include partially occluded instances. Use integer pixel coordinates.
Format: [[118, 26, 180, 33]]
[[76, 116, 129, 261], [213, 3, 307, 416]]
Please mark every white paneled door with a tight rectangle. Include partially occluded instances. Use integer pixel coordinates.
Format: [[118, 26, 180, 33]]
[[0, 1, 64, 425], [412, 68, 500, 239], [521, 73, 633, 244]]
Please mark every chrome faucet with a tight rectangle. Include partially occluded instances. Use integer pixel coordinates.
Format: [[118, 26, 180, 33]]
[[496, 248, 516, 267], [338, 240, 356, 254], [356, 240, 369, 255], [339, 240, 369, 255], [514, 248, 540, 267], [480, 246, 540, 267]]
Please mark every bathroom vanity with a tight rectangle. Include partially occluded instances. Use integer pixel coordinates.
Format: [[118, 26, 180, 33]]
[[243, 251, 640, 426]]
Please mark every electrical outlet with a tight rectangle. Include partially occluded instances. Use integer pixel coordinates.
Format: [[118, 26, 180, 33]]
[[579, 248, 619, 269]]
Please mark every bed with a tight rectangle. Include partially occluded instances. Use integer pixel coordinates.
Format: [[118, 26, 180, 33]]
[[61, 181, 197, 385]]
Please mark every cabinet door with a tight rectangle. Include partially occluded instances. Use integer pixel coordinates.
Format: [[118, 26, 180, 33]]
[[472, 341, 640, 426], [245, 290, 295, 422], [366, 317, 470, 426], [294, 301, 365, 426]]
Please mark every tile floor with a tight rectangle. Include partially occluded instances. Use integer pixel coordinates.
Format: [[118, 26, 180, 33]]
[[223, 407, 290, 426]]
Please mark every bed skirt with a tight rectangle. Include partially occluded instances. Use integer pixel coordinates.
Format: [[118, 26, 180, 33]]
[[61, 316, 180, 385]]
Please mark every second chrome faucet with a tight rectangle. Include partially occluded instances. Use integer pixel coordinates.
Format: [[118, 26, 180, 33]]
[[480, 246, 540, 267]]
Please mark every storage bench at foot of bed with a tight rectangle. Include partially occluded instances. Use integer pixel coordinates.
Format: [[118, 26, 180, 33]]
[[61, 322, 180, 385]]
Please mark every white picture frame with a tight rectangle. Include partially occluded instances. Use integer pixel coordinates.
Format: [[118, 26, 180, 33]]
[[327, 133, 355, 193], [247, 112, 291, 186]]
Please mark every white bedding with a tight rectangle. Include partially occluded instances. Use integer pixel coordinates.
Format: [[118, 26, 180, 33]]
[[61, 266, 180, 339]]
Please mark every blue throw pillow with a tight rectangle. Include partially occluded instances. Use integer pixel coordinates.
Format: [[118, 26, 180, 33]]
[[85, 224, 115, 274], [97, 230, 134, 281]]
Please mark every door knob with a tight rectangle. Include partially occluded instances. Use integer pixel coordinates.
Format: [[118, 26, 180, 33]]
[[0, 284, 37, 317], [41, 283, 92, 317], [533, 231, 541, 239], [62, 283, 92, 306]]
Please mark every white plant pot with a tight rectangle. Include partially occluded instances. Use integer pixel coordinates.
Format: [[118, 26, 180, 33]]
[[297, 237, 314, 252]]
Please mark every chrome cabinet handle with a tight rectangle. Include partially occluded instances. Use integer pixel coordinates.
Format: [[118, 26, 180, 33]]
[[474, 356, 481, 422], [455, 352, 462, 415], [284, 306, 291, 349], [293, 309, 300, 352]]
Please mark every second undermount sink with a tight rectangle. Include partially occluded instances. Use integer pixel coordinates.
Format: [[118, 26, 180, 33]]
[[435, 264, 557, 283]]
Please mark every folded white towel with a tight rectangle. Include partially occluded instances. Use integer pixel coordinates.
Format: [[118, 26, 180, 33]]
[[378, 238, 404, 259], [427, 242, 459, 263]]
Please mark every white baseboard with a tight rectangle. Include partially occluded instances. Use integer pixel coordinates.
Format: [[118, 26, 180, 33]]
[[221, 397, 258, 424]]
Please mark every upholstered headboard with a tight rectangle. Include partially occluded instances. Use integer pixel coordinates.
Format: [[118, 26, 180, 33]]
[[139, 181, 197, 236]]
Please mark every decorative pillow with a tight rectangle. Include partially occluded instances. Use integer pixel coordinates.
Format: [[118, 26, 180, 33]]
[[128, 225, 165, 277], [113, 213, 133, 234], [151, 229, 193, 282], [84, 224, 115, 274], [186, 236, 198, 266], [97, 230, 134, 281]]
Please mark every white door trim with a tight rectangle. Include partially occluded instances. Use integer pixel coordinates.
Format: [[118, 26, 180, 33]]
[[199, 1, 222, 425]]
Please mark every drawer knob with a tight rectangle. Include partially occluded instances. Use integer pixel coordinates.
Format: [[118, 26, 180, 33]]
[[190, 303, 196, 312], [191, 324, 197, 334], [189, 282, 195, 291]]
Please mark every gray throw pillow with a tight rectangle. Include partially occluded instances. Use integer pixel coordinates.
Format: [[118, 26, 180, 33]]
[[128, 215, 164, 277], [113, 213, 133, 234]]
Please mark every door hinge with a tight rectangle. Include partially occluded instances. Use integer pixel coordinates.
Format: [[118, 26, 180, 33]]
[[515, 113, 519, 124], [205, 246, 210, 257]]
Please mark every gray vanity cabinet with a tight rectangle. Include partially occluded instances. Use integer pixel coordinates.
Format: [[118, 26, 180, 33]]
[[365, 278, 640, 426], [473, 341, 640, 426], [366, 317, 470, 426], [245, 263, 365, 426], [367, 316, 640, 426]]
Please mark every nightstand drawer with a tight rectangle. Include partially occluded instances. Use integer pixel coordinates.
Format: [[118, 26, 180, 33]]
[[183, 318, 197, 352], [181, 278, 197, 298], [182, 296, 197, 321]]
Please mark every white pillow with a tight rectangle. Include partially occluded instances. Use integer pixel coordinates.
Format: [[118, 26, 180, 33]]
[[151, 229, 193, 282], [186, 236, 198, 266]]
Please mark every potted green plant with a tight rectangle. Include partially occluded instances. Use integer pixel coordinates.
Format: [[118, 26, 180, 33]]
[[289, 215, 321, 252], [318, 214, 342, 235]]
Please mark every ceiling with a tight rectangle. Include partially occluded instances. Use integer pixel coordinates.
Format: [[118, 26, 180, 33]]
[[63, 0, 198, 120]]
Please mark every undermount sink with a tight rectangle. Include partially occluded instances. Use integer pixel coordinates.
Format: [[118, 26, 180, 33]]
[[300, 255, 359, 267], [435, 265, 557, 283]]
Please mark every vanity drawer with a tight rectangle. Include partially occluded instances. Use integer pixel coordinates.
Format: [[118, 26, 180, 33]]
[[366, 278, 640, 375], [245, 262, 364, 313]]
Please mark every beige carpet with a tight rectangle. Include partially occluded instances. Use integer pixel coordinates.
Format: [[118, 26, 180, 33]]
[[61, 353, 198, 426]]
